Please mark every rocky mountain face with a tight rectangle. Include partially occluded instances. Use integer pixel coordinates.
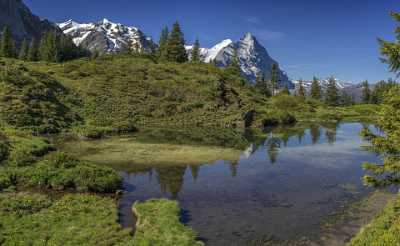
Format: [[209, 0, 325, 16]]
[[58, 19, 156, 55], [186, 33, 293, 87], [0, 0, 57, 45]]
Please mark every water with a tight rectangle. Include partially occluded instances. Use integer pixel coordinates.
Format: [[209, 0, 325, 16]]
[[63, 122, 382, 245]]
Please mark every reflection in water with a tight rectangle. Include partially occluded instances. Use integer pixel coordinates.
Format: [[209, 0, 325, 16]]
[[156, 166, 187, 199], [111, 122, 382, 246]]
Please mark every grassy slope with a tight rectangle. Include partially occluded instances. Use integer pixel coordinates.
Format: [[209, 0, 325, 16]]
[[348, 195, 400, 246]]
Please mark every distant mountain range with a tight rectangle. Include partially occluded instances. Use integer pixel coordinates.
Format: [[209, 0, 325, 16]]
[[58, 19, 292, 87], [1, 0, 362, 90]]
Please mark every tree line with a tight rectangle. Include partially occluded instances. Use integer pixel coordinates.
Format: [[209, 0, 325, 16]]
[[0, 25, 88, 62]]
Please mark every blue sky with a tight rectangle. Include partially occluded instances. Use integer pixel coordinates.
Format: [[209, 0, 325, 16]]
[[25, 0, 399, 83]]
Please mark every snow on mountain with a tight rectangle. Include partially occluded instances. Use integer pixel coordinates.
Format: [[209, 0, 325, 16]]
[[58, 19, 155, 54], [186, 33, 293, 87], [292, 78, 353, 91]]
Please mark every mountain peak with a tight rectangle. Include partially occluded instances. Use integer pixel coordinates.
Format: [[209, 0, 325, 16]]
[[58, 19, 155, 54]]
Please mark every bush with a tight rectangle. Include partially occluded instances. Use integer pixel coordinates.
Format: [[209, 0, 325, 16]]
[[0, 140, 9, 163], [0, 171, 13, 191], [16, 152, 122, 193], [8, 137, 54, 167], [0, 192, 52, 215]]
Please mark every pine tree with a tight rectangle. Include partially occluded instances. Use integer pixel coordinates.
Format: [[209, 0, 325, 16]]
[[191, 39, 201, 62], [18, 39, 29, 60], [27, 39, 38, 61], [280, 86, 290, 95], [325, 76, 339, 106], [361, 80, 371, 104], [40, 31, 60, 62], [310, 76, 322, 100], [270, 63, 279, 96], [297, 79, 306, 100], [157, 26, 169, 60], [339, 91, 354, 106], [225, 49, 242, 77], [361, 11, 400, 187], [255, 72, 271, 97], [0, 26, 16, 58], [166, 22, 188, 63], [378, 12, 400, 77]]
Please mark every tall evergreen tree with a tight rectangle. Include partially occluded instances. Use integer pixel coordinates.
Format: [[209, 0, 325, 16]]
[[166, 22, 188, 63], [18, 39, 29, 60], [310, 76, 322, 100], [297, 79, 306, 100], [255, 72, 271, 97], [378, 12, 400, 77], [191, 39, 201, 62], [226, 49, 242, 77], [325, 76, 339, 106], [362, 80, 371, 104], [39, 31, 60, 62], [0, 26, 16, 58], [157, 26, 169, 60], [270, 63, 279, 96], [361, 12, 400, 187], [27, 39, 38, 61]]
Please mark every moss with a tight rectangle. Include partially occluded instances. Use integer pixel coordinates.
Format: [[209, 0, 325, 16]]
[[348, 195, 400, 246], [133, 199, 203, 246]]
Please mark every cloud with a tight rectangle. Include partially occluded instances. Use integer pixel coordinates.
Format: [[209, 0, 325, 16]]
[[245, 17, 262, 24], [252, 28, 286, 41]]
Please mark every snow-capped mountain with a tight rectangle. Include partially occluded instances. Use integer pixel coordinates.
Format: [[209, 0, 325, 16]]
[[186, 33, 292, 87], [293, 78, 353, 91], [58, 19, 155, 54]]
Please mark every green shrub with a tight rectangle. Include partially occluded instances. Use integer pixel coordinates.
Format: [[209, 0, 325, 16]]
[[0, 140, 9, 163], [0, 171, 12, 191], [16, 152, 122, 193], [8, 137, 54, 167], [0, 192, 52, 215]]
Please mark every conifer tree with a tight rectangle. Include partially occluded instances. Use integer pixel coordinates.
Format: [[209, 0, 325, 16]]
[[40, 31, 60, 62], [157, 26, 169, 60], [191, 39, 201, 62], [310, 76, 322, 100], [226, 49, 242, 77], [361, 11, 400, 187], [255, 72, 271, 97], [280, 86, 290, 95], [0, 26, 16, 58], [27, 39, 38, 61], [325, 76, 339, 106], [166, 22, 188, 63], [18, 39, 29, 60], [361, 80, 371, 104], [297, 79, 306, 100], [379, 12, 400, 76], [270, 63, 279, 96]]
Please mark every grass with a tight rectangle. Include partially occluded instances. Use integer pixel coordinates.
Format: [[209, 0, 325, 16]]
[[0, 192, 136, 246], [348, 195, 400, 246], [60, 135, 242, 167], [133, 199, 203, 246]]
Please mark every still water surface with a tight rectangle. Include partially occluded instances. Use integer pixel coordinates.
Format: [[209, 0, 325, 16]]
[[66, 123, 381, 245]]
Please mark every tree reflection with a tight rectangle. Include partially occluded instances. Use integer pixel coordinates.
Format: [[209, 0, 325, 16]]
[[322, 122, 338, 145], [190, 165, 199, 181], [266, 137, 282, 164], [310, 124, 321, 144], [156, 166, 187, 199]]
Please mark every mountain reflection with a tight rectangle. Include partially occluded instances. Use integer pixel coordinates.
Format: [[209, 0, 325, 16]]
[[123, 122, 355, 198]]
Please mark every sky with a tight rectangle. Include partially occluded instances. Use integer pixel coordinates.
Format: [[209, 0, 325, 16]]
[[24, 0, 399, 83]]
